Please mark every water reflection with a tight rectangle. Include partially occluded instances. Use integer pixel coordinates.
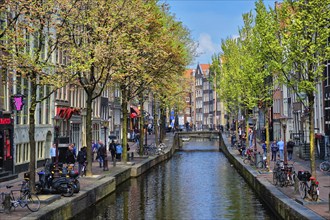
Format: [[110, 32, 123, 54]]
[[73, 140, 277, 220]]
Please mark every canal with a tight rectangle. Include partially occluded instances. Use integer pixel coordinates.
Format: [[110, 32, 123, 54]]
[[73, 139, 277, 219]]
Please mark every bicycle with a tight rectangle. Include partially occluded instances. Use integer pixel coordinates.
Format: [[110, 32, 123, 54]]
[[257, 155, 268, 170], [1, 173, 40, 212], [242, 148, 256, 166], [297, 170, 319, 201], [272, 161, 286, 187]]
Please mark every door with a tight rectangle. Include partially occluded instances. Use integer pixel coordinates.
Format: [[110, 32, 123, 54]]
[[0, 129, 13, 172]]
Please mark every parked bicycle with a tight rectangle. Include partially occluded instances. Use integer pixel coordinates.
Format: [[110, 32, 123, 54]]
[[242, 148, 256, 166], [0, 173, 40, 213], [298, 170, 319, 201], [273, 160, 286, 187], [256, 155, 268, 170]]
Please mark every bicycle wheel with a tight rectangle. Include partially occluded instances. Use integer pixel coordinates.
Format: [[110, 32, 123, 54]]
[[273, 171, 278, 185], [299, 181, 306, 199], [243, 157, 250, 165], [26, 193, 40, 212], [279, 171, 286, 187], [319, 161, 330, 172], [310, 184, 319, 201]]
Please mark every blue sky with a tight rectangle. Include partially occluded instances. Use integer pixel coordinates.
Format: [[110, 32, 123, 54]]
[[161, 0, 277, 68]]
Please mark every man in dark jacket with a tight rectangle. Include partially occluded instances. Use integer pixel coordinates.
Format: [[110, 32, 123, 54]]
[[108, 140, 116, 161], [287, 140, 295, 161], [77, 147, 87, 175]]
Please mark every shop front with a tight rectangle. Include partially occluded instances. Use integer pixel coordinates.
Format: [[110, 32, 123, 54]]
[[0, 112, 14, 175]]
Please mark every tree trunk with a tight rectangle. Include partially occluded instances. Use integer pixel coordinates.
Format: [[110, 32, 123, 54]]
[[153, 97, 159, 146], [86, 94, 93, 176], [159, 104, 166, 142], [28, 78, 37, 193], [139, 94, 144, 154], [121, 85, 128, 162], [265, 111, 270, 172], [308, 94, 316, 178]]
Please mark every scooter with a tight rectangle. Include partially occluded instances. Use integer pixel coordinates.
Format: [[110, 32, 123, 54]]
[[35, 170, 74, 197], [61, 165, 80, 193], [35, 160, 74, 197]]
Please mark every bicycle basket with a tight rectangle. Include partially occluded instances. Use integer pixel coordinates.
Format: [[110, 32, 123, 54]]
[[297, 171, 311, 181]]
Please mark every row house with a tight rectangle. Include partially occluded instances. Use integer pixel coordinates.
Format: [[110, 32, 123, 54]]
[[190, 64, 223, 131]]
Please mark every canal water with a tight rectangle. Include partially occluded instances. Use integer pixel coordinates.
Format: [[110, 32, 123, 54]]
[[73, 139, 277, 220]]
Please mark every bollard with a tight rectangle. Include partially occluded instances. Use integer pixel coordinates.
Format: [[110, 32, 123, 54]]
[[131, 152, 134, 160], [113, 157, 116, 167], [127, 153, 130, 161]]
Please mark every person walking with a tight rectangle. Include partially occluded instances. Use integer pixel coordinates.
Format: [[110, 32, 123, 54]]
[[65, 144, 76, 165], [97, 140, 106, 168], [50, 144, 56, 163], [77, 146, 87, 175], [277, 139, 284, 161], [271, 141, 278, 161], [287, 140, 295, 161], [109, 140, 116, 162], [261, 141, 267, 157], [115, 142, 123, 161]]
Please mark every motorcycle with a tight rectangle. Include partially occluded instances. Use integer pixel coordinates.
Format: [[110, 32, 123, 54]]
[[61, 165, 80, 193], [35, 170, 74, 197], [35, 160, 74, 197]]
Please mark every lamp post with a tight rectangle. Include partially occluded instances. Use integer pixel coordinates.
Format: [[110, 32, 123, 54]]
[[53, 115, 62, 178], [280, 117, 288, 166], [103, 120, 109, 171]]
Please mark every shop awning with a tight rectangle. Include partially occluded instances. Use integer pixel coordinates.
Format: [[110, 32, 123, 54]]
[[130, 106, 140, 115], [56, 107, 80, 120]]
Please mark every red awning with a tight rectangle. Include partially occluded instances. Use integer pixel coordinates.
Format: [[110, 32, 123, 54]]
[[56, 107, 80, 120], [130, 106, 140, 116]]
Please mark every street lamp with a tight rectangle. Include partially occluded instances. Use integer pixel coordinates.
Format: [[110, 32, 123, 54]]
[[279, 116, 290, 166], [103, 120, 109, 171], [53, 115, 62, 178]]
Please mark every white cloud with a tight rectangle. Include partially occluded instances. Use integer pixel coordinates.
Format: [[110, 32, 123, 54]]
[[197, 33, 217, 55]]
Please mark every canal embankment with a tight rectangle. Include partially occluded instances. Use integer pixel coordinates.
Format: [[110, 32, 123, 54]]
[[21, 136, 177, 220], [219, 133, 326, 220]]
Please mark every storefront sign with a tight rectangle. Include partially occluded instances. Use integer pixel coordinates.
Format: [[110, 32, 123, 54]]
[[0, 118, 11, 124]]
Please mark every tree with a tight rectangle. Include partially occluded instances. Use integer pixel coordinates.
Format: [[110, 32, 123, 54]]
[[273, 0, 330, 177], [60, 0, 130, 176], [1, 0, 75, 190]]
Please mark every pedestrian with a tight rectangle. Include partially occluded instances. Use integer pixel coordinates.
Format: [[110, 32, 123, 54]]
[[248, 129, 253, 148], [271, 141, 278, 161], [287, 140, 295, 161], [50, 143, 56, 163], [71, 143, 77, 157], [92, 141, 98, 162], [116, 142, 123, 161], [261, 141, 267, 157], [65, 144, 76, 166], [277, 139, 284, 161], [97, 140, 106, 168], [77, 146, 87, 175], [108, 140, 116, 161], [238, 126, 242, 140]]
